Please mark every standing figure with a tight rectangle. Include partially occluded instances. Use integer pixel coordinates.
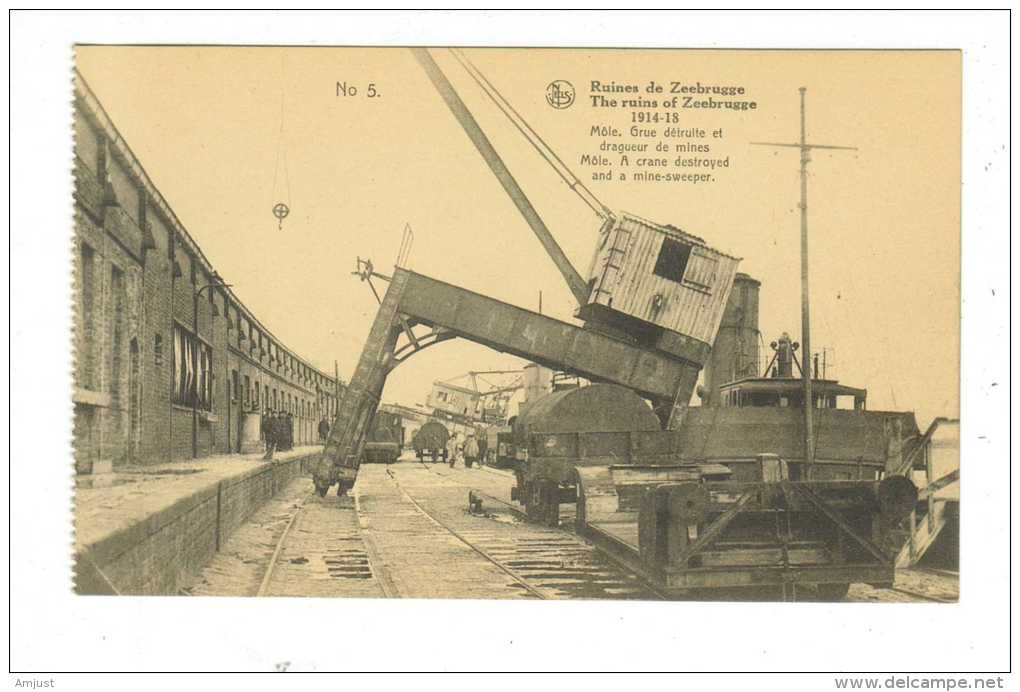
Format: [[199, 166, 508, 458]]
[[318, 417, 330, 442], [447, 433, 459, 468], [463, 435, 480, 469], [263, 410, 277, 460], [477, 434, 488, 467]]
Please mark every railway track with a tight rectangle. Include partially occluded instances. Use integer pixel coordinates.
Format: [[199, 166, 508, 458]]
[[194, 460, 960, 603], [227, 462, 655, 600], [411, 460, 678, 599], [414, 459, 526, 517], [357, 461, 663, 600], [251, 485, 390, 599], [386, 467, 547, 599], [412, 461, 964, 604], [255, 492, 310, 597]]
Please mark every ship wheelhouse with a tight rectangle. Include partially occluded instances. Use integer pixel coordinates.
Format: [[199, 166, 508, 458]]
[[717, 330, 867, 411], [719, 377, 867, 411]]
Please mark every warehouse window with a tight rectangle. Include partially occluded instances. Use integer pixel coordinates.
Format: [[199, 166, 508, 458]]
[[653, 237, 692, 283], [172, 323, 212, 410], [78, 243, 96, 389], [154, 334, 163, 367]]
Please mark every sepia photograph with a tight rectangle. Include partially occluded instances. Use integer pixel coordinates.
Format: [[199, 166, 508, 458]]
[[70, 44, 961, 604], [8, 9, 1011, 680]]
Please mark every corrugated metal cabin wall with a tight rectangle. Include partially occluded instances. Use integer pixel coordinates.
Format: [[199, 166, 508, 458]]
[[698, 256, 740, 345], [591, 214, 739, 344], [583, 216, 618, 294], [586, 214, 663, 310]]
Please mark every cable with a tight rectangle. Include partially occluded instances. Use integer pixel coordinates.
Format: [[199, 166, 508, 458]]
[[448, 48, 613, 221]]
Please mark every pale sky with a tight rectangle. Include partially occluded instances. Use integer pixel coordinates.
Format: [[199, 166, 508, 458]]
[[75, 47, 960, 427]]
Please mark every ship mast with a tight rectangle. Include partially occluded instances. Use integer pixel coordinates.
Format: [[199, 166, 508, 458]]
[[752, 88, 856, 479]]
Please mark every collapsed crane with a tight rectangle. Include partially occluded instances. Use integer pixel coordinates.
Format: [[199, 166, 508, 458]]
[[312, 48, 740, 496], [311, 50, 923, 600]]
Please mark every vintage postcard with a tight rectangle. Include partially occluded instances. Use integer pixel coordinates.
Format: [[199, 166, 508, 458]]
[[68, 44, 963, 605]]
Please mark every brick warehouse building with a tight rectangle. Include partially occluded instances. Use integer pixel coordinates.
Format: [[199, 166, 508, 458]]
[[72, 71, 343, 473]]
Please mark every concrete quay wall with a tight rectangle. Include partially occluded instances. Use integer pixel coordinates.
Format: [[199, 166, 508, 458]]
[[74, 451, 318, 595]]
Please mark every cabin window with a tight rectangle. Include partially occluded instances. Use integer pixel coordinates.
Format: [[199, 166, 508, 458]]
[[682, 250, 718, 292], [653, 237, 692, 283]]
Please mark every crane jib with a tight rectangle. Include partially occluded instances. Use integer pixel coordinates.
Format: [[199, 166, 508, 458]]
[[410, 48, 591, 307]]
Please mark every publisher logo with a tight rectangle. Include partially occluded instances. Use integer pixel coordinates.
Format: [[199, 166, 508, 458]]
[[546, 80, 575, 109]]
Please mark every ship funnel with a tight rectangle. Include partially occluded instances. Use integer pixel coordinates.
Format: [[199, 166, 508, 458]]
[[702, 273, 761, 406]]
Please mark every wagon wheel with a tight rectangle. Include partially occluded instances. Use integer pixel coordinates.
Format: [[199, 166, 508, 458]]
[[523, 484, 540, 521], [523, 481, 558, 526], [541, 482, 561, 527]]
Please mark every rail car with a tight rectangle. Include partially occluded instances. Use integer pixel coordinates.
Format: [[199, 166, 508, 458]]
[[574, 461, 917, 600], [505, 354, 924, 599], [362, 411, 405, 464], [412, 420, 450, 462], [509, 383, 677, 524], [483, 420, 515, 468]]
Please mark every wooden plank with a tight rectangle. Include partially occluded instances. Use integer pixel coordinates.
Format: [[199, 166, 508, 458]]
[[664, 563, 893, 590], [918, 468, 960, 500], [895, 500, 948, 567], [669, 491, 755, 567], [698, 547, 829, 568], [788, 482, 890, 564], [590, 519, 641, 552]]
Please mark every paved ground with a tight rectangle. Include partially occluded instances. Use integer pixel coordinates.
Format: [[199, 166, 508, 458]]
[[356, 464, 535, 599], [75, 445, 321, 552], [190, 455, 658, 600], [187, 478, 309, 596], [850, 567, 959, 603]]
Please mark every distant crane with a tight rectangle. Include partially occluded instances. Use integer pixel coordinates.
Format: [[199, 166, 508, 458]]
[[431, 369, 524, 424]]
